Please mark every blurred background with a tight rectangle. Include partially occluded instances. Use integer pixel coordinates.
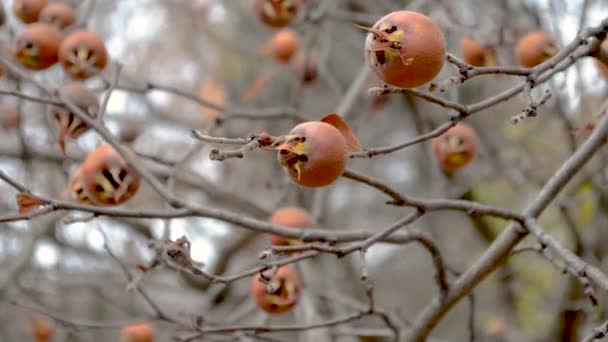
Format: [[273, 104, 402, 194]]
[[0, 0, 607, 341]]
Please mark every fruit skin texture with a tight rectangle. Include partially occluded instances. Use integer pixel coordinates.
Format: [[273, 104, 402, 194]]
[[59, 31, 109, 79], [269, 206, 314, 246], [39, 2, 76, 29], [80, 145, 141, 206], [254, 0, 299, 28], [364, 11, 446, 88], [460, 37, 496, 67], [49, 82, 99, 154], [14, 0, 47, 23], [431, 123, 478, 173], [15, 23, 62, 70], [120, 323, 154, 342], [269, 29, 299, 64], [251, 266, 302, 314], [514, 31, 558, 68]]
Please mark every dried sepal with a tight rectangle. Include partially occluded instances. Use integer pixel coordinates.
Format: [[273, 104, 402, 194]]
[[320, 113, 361, 152]]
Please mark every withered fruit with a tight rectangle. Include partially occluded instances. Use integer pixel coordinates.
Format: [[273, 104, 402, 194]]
[[362, 11, 446, 88], [514, 31, 558, 68], [59, 31, 108, 79], [460, 37, 497, 67], [39, 2, 76, 30], [269, 206, 314, 246], [251, 266, 302, 314], [80, 145, 141, 206], [431, 122, 478, 173], [254, 0, 299, 28], [15, 23, 62, 70], [14, 0, 47, 23]]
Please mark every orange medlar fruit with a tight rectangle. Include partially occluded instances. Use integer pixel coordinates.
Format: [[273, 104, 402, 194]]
[[80, 145, 141, 206], [251, 266, 302, 314], [362, 11, 446, 88], [39, 2, 76, 30], [254, 0, 299, 28], [29, 316, 53, 342], [59, 31, 108, 79], [269, 206, 314, 246], [263, 28, 300, 64], [120, 323, 154, 342], [460, 37, 497, 67], [514, 31, 558, 68], [267, 113, 360, 188], [15, 23, 62, 70], [14, 0, 47, 23], [49, 82, 99, 154], [431, 123, 478, 173]]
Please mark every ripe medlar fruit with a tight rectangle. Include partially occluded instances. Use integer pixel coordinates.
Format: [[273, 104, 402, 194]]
[[269, 206, 314, 246], [49, 81, 99, 154], [39, 2, 76, 30], [251, 266, 302, 314], [80, 145, 141, 206], [268, 114, 360, 187], [460, 37, 497, 67], [362, 11, 446, 88], [514, 31, 558, 68], [15, 23, 62, 70], [120, 323, 154, 342], [265, 28, 300, 64], [59, 31, 109, 79], [14, 0, 47, 23], [431, 123, 478, 173]]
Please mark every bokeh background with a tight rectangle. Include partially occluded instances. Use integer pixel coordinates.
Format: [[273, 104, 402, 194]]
[[0, 0, 607, 341]]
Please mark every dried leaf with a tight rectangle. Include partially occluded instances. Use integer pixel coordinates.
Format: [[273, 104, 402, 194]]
[[16, 192, 44, 215], [320, 113, 361, 152]]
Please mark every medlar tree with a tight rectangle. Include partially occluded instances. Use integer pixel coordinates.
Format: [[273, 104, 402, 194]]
[[0, 0, 607, 341]]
